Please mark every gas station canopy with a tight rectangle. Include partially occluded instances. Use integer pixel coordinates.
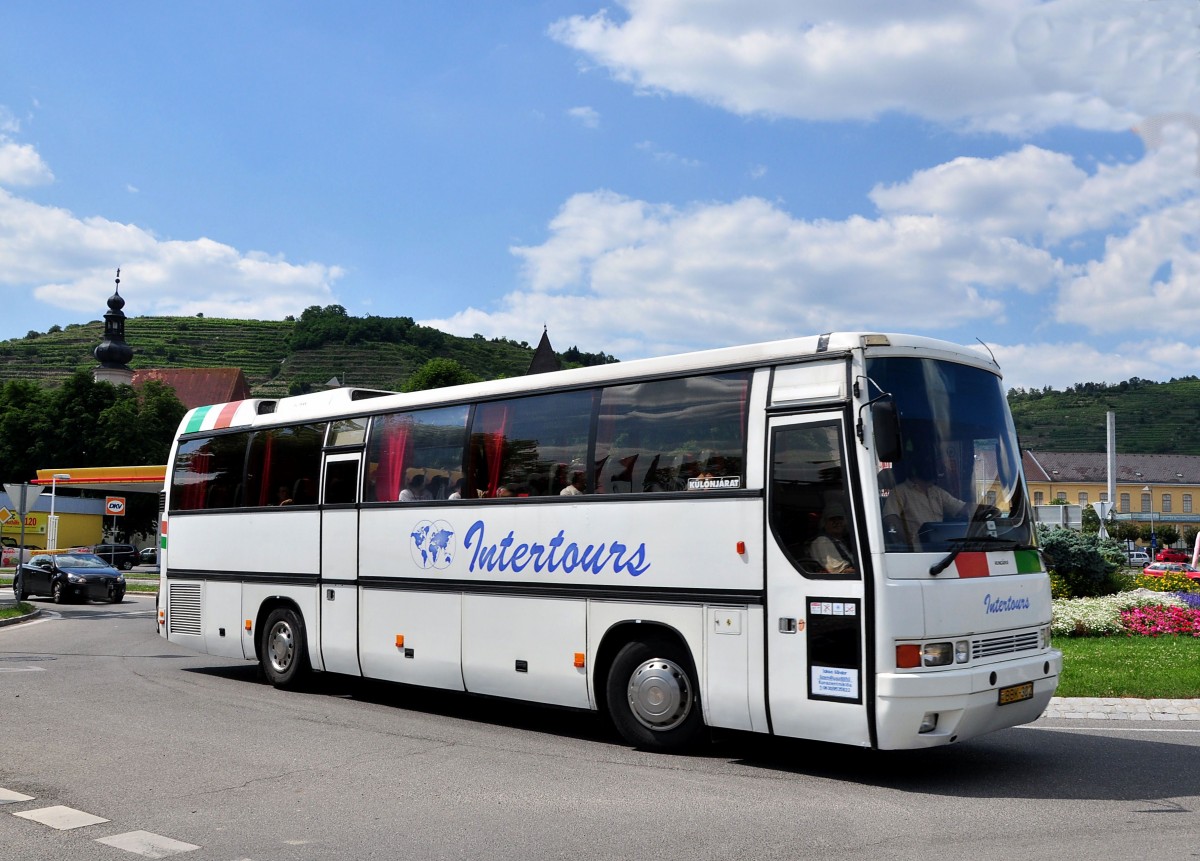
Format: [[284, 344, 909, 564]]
[[33, 466, 166, 496]]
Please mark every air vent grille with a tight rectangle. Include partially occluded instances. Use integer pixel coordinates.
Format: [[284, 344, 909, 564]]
[[168, 582, 202, 636]]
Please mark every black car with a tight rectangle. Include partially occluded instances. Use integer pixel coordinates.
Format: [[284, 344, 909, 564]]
[[15, 553, 126, 604], [92, 543, 139, 570]]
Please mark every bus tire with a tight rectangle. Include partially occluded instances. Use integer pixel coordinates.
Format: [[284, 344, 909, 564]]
[[605, 636, 704, 751], [261, 607, 309, 688]]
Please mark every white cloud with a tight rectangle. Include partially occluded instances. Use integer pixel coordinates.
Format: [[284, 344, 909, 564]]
[[635, 140, 701, 168], [1054, 196, 1200, 332], [550, 0, 1200, 134], [992, 339, 1200, 392], [0, 185, 339, 320], [0, 139, 53, 186], [567, 106, 600, 128], [425, 190, 1063, 358]]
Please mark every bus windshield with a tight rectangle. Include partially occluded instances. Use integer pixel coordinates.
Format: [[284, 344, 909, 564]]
[[867, 356, 1034, 553]]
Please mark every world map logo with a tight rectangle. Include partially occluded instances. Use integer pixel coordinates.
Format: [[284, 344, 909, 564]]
[[410, 520, 455, 570]]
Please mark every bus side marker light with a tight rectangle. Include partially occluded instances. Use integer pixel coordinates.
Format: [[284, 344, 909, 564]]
[[896, 644, 921, 668], [736, 541, 746, 555], [396, 634, 405, 648], [244, 619, 252, 632], [573, 652, 585, 668]]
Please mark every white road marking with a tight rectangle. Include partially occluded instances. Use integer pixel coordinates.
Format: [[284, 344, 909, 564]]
[[1021, 725, 1200, 733], [13, 805, 109, 829], [95, 830, 200, 857], [0, 787, 34, 804]]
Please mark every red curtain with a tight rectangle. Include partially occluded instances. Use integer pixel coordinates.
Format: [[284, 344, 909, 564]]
[[476, 403, 509, 497], [181, 450, 211, 510], [374, 418, 411, 502], [256, 433, 276, 506]]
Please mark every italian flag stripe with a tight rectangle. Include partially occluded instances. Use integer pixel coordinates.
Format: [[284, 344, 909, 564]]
[[1015, 549, 1041, 573], [213, 400, 243, 429], [953, 549, 1044, 578], [954, 552, 991, 578], [184, 405, 213, 434]]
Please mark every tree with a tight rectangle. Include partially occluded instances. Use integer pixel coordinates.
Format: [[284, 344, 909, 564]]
[[1156, 524, 1180, 547], [400, 358, 481, 393]]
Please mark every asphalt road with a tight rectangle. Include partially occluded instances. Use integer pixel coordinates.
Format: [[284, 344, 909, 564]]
[[1, 596, 1197, 861]]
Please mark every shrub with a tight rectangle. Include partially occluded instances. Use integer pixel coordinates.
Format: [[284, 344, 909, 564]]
[[1038, 525, 1121, 597]]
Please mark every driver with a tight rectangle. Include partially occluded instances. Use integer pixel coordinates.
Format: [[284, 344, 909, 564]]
[[882, 449, 970, 549]]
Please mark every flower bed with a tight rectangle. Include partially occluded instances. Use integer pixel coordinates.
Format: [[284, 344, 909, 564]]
[[1120, 604, 1200, 636], [1052, 589, 1191, 637]]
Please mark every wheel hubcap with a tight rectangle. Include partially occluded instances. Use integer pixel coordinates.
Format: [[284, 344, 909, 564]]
[[268, 621, 294, 673], [627, 657, 692, 731]]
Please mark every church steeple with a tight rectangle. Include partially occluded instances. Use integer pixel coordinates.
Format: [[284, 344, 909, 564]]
[[93, 268, 134, 385], [526, 326, 562, 375]]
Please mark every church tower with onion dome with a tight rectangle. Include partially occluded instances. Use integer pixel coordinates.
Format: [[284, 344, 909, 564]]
[[93, 269, 134, 386]]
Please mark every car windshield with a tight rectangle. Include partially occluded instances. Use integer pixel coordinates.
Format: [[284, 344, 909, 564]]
[[868, 356, 1035, 554], [56, 553, 112, 569]]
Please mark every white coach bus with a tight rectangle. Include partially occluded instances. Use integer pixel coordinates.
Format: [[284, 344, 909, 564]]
[[157, 332, 1060, 751]]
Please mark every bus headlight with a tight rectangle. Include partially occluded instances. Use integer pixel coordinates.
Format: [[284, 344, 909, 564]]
[[922, 643, 954, 666], [954, 640, 970, 664], [1041, 626, 1052, 649]]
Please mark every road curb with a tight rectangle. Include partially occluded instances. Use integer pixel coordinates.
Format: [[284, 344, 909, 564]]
[[0, 607, 42, 628]]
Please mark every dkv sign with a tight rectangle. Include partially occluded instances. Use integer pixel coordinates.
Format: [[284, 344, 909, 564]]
[[105, 496, 126, 516]]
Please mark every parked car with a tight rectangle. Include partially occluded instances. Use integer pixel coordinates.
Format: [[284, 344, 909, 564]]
[[1142, 561, 1200, 580], [1127, 551, 1150, 566], [1155, 548, 1190, 563], [91, 543, 139, 570], [14, 553, 126, 603], [139, 547, 158, 565]]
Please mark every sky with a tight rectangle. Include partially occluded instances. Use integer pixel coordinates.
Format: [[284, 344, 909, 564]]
[[0, 1, 1198, 392]]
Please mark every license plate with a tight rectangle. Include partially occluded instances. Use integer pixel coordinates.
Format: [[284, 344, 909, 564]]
[[998, 682, 1034, 705]]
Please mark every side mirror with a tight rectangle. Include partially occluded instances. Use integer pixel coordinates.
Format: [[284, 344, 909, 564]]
[[871, 397, 903, 463]]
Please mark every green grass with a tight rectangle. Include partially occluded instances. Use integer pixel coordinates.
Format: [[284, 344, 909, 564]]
[[0, 602, 34, 620], [1056, 635, 1200, 698]]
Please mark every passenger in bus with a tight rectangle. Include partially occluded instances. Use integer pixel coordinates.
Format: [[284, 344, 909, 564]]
[[882, 450, 969, 549], [275, 486, 294, 506], [560, 467, 586, 496], [399, 473, 432, 502], [810, 503, 857, 575], [447, 478, 464, 500]]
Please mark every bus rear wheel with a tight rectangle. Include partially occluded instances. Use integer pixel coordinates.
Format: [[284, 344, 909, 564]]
[[606, 637, 704, 751], [261, 607, 309, 688]]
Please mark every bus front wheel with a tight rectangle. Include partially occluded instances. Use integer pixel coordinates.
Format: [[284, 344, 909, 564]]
[[261, 607, 309, 688], [605, 637, 704, 751]]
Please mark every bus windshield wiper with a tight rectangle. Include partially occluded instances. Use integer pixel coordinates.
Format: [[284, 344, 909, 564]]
[[928, 536, 1030, 577]]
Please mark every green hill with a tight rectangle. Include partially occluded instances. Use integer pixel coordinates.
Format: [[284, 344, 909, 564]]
[[5, 314, 1198, 455], [1008, 377, 1200, 455], [0, 309, 613, 397]]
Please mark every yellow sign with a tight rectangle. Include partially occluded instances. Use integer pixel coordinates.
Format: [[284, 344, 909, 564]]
[[0, 507, 11, 525], [2, 511, 46, 536]]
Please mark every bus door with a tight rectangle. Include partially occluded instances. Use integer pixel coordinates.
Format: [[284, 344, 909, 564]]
[[765, 413, 870, 746], [320, 451, 362, 676]]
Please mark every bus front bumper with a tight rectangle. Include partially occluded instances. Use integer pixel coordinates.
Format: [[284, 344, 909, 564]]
[[873, 649, 1063, 749]]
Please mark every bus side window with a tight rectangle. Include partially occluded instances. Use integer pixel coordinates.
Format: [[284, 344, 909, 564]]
[[467, 391, 592, 498], [595, 372, 751, 495]]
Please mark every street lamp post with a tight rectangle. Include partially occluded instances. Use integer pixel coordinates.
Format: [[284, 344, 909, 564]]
[[47, 472, 71, 551], [1142, 485, 1157, 557]]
